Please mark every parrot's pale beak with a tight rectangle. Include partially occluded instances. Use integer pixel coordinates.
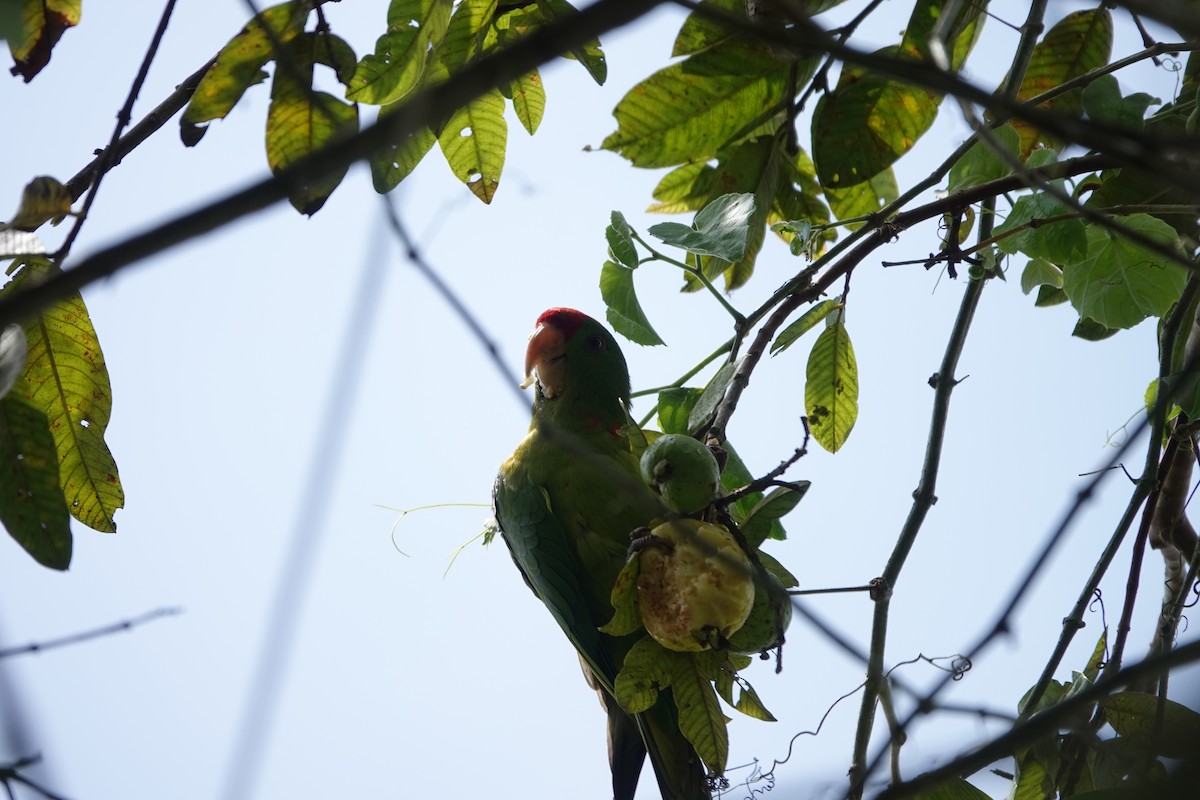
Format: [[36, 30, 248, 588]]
[[522, 322, 567, 398]]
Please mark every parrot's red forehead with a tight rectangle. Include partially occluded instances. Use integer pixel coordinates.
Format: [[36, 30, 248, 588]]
[[535, 307, 590, 339]]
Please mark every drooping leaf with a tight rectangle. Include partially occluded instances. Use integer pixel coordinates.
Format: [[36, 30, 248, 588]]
[[741, 483, 809, 548], [1100, 691, 1200, 759], [1020, 258, 1063, 295], [180, 1, 311, 146], [1061, 214, 1186, 330], [614, 636, 676, 713], [370, 125, 437, 193], [1, 175, 72, 232], [805, 319, 858, 453], [658, 387, 702, 436], [534, 0, 605, 84], [602, 38, 794, 168], [994, 193, 1088, 265], [424, 0, 497, 85], [812, 48, 942, 187], [0, 394, 71, 569], [1072, 316, 1119, 341], [756, 549, 797, 587], [824, 168, 899, 229], [771, 145, 836, 250], [771, 299, 841, 356], [948, 125, 1020, 192], [1035, 283, 1069, 307], [4, 258, 123, 533], [1007, 8, 1113, 156], [600, 261, 665, 346], [437, 88, 507, 203], [600, 557, 642, 635], [7, 0, 80, 81], [265, 32, 360, 215], [346, 0, 452, 106], [731, 675, 776, 722], [687, 358, 737, 432], [649, 193, 756, 262], [669, 653, 729, 774], [508, 69, 546, 135]]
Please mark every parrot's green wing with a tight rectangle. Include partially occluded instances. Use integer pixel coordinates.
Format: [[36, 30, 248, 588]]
[[492, 469, 618, 692]]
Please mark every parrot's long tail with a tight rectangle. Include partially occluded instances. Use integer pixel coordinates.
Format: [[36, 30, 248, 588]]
[[638, 691, 711, 800]]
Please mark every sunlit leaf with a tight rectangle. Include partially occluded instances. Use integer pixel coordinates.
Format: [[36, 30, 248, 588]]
[[180, 1, 311, 146], [371, 125, 436, 193], [508, 69, 545, 135], [535, 0, 605, 84], [606, 211, 639, 269], [649, 193, 756, 262], [1, 176, 72, 232], [265, 32, 360, 215], [658, 387, 703, 436], [346, 0, 451, 105], [732, 676, 776, 722], [805, 319, 858, 453], [600, 261, 665, 346], [771, 299, 841, 355], [437, 88, 507, 203], [672, 0, 744, 56], [4, 258, 123, 533], [424, 0, 496, 85], [824, 168, 899, 229]]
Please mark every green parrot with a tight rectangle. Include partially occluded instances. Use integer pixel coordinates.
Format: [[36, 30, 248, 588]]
[[493, 308, 710, 800]]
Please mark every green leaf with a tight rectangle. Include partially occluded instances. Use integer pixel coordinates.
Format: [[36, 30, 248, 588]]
[[437, 88, 507, 203], [606, 212, 639, 269], [648, 193, 756, 262], [5, 259, 123, 533], [602, 39, 794, 168], [1008, 8, 1113, 155], [1012, 748, 1055, 800], [1100, 691, 1200, 758], [812, 46, 941, 187], [370, 125, 436, 193], [534, 0, 605, 84], [614, 636, 675, 713], [673, 0, 744, 56], [424, 0, 496, 85], [346, 0, 452, 105], [1035, 283, 1069, 307], [687, 358, 737, 432], [508, 69, 545, 135], [741, 483, 809, 548], [756, 549, 798, 587], [180, 1, 310, 146], [903, 777, 994, 800], [600, 557, 642, 635], [1073, 316, 1118, 341], [1082, 75, 1159, 130], [1061, 214, 1186, 330], [994, 194, 1088, 265], [771, 299, 841, 355], [0, 395, 71, 569], [599, 261, 665, 346], [805, 319, 858, 453], [823, 168, 898, 229], [669, 654, 728, 774], [731, 675, 776, 722], [265, 32, 360, 215], [1020, 258, 1063, 295], [658, 387, 703, 435], [948, 125, 1020, 192]]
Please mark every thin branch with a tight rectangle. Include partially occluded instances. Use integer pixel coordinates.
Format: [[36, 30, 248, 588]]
[[0, 607, 181, 659], [54, 0, 179, 261]]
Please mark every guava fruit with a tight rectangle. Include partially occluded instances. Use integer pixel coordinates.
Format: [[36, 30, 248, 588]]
[[639, 433, 721, 515], [725, 568, 792, 655]]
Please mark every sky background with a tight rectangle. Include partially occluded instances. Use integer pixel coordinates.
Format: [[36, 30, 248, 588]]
[[0, 1, 1197, 799]]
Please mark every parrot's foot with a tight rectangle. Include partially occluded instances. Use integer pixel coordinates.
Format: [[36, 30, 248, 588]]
[[695, 624, 731, 651], [627, 527, 674, 558]]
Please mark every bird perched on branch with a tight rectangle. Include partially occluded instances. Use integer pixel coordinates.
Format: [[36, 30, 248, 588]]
[[493, 307, 710, 800]]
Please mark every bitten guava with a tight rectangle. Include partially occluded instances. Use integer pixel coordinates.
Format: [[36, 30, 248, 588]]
[[636, 518, 755, 652], [639, 433, 721, 515]]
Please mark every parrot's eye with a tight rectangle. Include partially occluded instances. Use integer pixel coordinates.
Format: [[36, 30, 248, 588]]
[[584, 335, 605, 352]]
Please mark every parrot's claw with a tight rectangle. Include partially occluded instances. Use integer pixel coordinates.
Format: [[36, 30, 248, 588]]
[[627, 527, 674, 558]]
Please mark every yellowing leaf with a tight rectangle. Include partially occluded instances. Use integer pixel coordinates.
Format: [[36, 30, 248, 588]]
[[7, 0, 80, 81], [670, 654, 729, 774], [2, 176, 72, 232], [805, 318, 858, 453], [5, 258, 123, 533], [599, 557, 642, 636], [437, 88, 507, 203], [614, 636, 676, 713], [346, 0, 452, 106]]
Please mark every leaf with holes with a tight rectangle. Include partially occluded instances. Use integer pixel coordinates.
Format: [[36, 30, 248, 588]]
[[5, 258, 123, 533], [346, 0, 452, 106], [805, 319, 858, 453], [180, 1, 311, 146], [0, 395, 71, 569], [438, 88, 507, 203], [371, 125, 436, 193], [614, 636, 675, 713]]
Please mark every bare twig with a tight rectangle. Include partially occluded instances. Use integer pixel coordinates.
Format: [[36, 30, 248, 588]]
[[0, 607, 181, 659]]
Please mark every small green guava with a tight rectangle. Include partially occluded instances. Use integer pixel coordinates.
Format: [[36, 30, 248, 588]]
[[636, 518, 755, 652], [639, 433, 721, 515], [725, 569, 792, 654]]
